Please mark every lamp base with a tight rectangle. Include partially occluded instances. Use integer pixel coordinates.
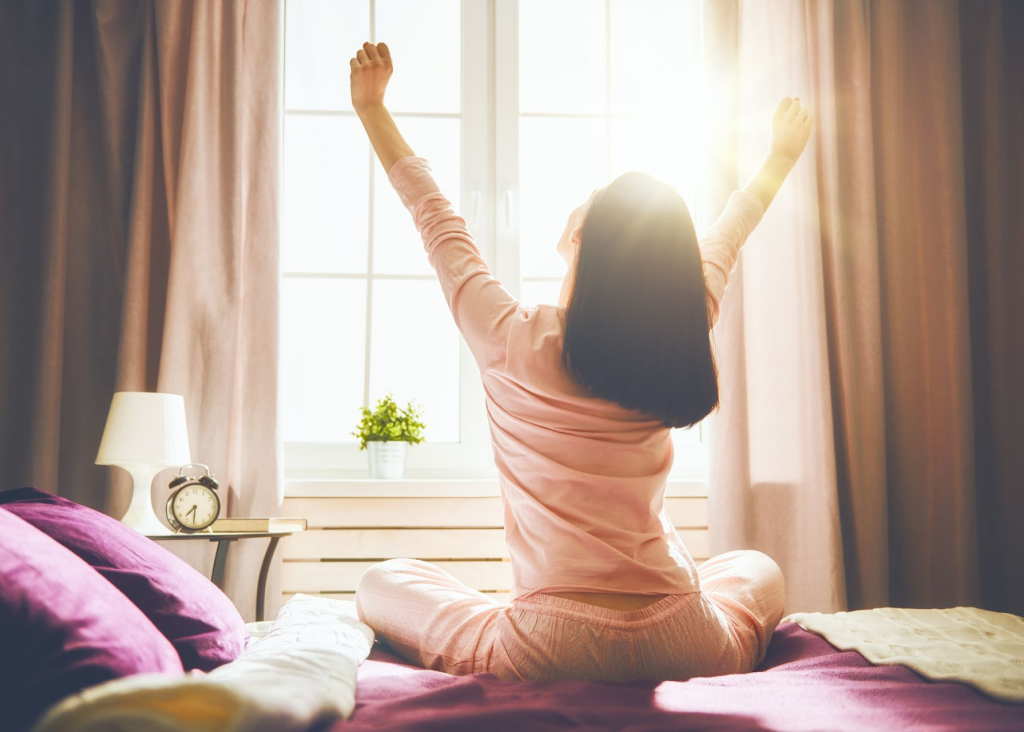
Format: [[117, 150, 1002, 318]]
[[118, 465, 172, 536]]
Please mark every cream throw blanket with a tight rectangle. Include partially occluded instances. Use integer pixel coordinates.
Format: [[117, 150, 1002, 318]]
[[784, 606, 1024, 703], [33, 595, 375, 732]]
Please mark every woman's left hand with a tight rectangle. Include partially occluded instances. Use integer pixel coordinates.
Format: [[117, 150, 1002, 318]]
[[350, 42, 392, 112], [769, 96, 813, 164]]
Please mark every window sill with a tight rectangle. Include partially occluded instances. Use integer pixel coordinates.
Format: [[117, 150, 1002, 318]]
[[284, 478, 708, 498]]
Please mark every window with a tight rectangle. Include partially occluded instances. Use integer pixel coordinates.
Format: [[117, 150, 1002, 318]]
[[282, 0, 708, 480]]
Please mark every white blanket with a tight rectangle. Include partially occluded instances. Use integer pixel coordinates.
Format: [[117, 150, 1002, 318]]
[[34, 595, 375, 732], [784, 606, 1024, 703]]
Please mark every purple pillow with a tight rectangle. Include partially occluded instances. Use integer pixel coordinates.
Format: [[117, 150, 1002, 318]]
[[0, 488, 248, 671], [0, 508, 183, 731]]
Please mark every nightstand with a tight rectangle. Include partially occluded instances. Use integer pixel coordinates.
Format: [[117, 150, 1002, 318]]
[[149, 527, 305, 621]]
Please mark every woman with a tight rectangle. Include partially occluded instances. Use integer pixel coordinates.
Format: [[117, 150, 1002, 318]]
[[351, 41, 813, 682]]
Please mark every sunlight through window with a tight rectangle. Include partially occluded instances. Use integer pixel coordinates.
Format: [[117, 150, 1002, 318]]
[[280, 0, 709, 479]]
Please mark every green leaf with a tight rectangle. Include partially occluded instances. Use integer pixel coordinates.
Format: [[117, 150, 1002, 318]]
[[352, 392, 428, 448]]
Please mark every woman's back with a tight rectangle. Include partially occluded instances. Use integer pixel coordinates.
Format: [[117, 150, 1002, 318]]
[[485, 302, 699, 600], [386, 154, 763, 601]]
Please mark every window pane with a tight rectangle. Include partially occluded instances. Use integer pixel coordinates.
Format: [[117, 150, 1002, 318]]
[[283, 115, 369, 274], [670, 425, 706, 478], [609, 0, 697, 116], [610, 116, 698, 208], [519, 117, 607, 278], [285, 0, 369, 111], [520, 280, 563, 308], [673, 425, 702, 445], [375, 0, 460, 113], [368, 280, 460, 442], [281, 278, 367, 442], [520, 0, 606, 114], [373, 118, 461, 275]]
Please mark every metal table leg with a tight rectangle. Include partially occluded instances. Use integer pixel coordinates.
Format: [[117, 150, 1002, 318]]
[[210, 538, 236, 589], [256, 537, 282, 622]]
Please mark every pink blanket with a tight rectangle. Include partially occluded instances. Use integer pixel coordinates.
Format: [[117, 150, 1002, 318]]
[[339, 622, 1024, 731]]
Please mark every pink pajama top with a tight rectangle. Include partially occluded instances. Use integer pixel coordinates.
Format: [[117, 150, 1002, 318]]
[[389, 157, 764, 600]]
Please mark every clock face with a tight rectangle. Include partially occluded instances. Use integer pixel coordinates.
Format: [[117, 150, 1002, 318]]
[[171, 485, 219, 530]]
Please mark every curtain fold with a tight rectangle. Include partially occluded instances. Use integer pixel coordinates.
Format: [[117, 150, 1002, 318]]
[[705, 0, 1023, 615], [0, 0, 282, 621], [704, 0, 848, 615], [958, 0, 1024, 617], [808, 0, 890, 612], [868, 0, 980, 610]]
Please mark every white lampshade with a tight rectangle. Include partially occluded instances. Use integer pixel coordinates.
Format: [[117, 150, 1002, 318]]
[[96, 392, 191, 467]]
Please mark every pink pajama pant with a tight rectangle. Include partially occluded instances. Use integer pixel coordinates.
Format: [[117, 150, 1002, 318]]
[[355, 550, 786, 682]]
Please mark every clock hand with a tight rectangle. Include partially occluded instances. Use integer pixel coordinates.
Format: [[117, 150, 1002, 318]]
[[185, 505, 197, 523]]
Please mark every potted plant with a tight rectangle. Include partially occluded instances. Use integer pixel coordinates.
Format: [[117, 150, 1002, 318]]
[[353, 394, 425, 479]]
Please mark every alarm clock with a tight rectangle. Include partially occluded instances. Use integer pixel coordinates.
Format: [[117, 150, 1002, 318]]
[[166, 463, 221, 533]]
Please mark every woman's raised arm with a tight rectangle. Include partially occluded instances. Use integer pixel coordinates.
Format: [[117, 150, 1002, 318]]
[[350, 42, 413, 172], [743, 96, 814, 210], [700, 97, 813, 326], [349, 42, 518, 373]]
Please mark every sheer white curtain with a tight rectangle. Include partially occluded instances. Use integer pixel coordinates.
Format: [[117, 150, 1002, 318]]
[[703, 0, 1005, 616], [703, 0, 849, 614]]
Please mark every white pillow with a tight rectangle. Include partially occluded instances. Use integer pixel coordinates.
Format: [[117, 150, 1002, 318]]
[[34, 595, 375, 732]]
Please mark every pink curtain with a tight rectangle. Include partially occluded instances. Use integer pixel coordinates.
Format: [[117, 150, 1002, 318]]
[[957, 0, 1024, 618], [0, 0, 283, 620], [703, 0, 849, 615], [705, 0, 1023, 615]]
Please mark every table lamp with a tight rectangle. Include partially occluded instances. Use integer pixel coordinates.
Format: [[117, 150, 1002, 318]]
[[96, 392, 191, 535]]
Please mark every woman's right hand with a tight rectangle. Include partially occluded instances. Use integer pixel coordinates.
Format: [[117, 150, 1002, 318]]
[[769, 97, 813, 163], [350, 41, 393, 113]]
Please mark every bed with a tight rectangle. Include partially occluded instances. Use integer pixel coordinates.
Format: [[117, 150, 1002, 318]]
[[31, 613, 1024, 732], [3, 489, 1022, 732], [344, 622, 1024, 732]]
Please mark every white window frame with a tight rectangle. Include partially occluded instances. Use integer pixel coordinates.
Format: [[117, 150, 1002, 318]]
[[283, 0, 708, 483], [283, 0, 495, 479]]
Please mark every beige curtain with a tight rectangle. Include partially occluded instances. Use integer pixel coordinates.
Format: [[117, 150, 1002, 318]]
[[705, 0, 1023, 616], [0, 0, 283, 620], [957, 0, 1024, 618]]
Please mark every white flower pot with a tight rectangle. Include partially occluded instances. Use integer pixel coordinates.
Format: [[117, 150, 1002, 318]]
[[367, 441, 407, 479]]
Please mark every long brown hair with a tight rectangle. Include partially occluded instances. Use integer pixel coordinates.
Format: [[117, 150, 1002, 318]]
[[562, 173, 718, 428]]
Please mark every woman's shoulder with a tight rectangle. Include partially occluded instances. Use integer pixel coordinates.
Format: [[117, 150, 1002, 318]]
[[499, 302, 567, 374], [512, 301, 566, 333], [515, 301, 565, 319]]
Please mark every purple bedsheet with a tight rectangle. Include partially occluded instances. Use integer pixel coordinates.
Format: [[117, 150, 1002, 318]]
[[340, 622, 1024, 732]]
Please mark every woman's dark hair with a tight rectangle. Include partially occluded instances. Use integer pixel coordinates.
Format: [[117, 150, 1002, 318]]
[[562, 172, 718, 429]]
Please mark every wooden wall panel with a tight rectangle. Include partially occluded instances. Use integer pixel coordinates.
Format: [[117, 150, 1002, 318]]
[[281, 528, 709, 561], [282, 560, 513, 593], [281, 497, 708, 528], [280, 496, 711, 606], [282, 591, 512, 605]]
